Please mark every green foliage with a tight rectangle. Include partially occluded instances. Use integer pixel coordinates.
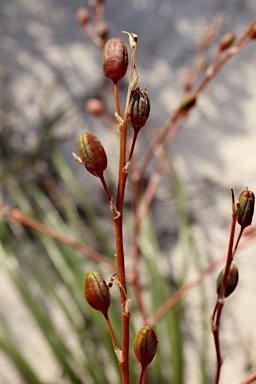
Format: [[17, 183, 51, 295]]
[[0, 128, 209, 383]]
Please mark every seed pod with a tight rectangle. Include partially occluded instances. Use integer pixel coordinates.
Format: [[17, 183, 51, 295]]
[[102, 37, 128, 83], [216, 263, 239, 298], [84, 271, 111, 317], [76, 7, 90, 27], [248, 23, 256, 39], [219, 32, 236, 51], [180, 93, 197, 112], [85, 98, 104, 116], [237, 189, 255, 228], [96, 21, 109, 41], [77, 133, 107, 177], [128, 87, 150, 131], [134, 326, 158, 369]]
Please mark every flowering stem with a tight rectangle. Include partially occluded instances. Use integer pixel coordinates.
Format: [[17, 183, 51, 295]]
[[211, 189, 237, 384]]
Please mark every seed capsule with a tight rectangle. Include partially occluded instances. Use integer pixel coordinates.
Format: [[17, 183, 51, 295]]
[[216, 263, 239, 298], [237, 189, 255, 228], [76, 7, 90, 27], [85, 98, 104, 116], [134, 326, 158, 369], [219, 32, 236, 51], [128, 87, 150, 131], [96, 21, 109, 41], [77, 133, 107, 177], [248, 23, 256, 39], [180, 93, 197, 112], [84, 271, 111, 317], [102, 37, 128, 83]]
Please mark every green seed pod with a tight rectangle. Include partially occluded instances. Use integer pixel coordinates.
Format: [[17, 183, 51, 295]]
[[219, 32, 236, 51], [134, 326, 158, 369], [128, 87, 150, 131], [77, 132, 107, 177], [84, 271, 111, 317], [102, 37, 128, 83], [180, 93, 197, 112], [216, 263, 239, 298], [237, 189, 255, 228]]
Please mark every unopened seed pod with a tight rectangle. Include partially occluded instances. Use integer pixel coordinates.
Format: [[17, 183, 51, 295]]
[[84, 271, 110, 317], [237, 189, 255, 228], [216, 263, 239, 298], [78, 133, 107, 177], [96, 21, 109, 41], [128, 87, 150, 131], [134, 326, 158, 369], [76, 7, 90, 27], [248, 23, 256, 39], [180, 93, 197, 112], [219, 32, 236, 51], [102, 37, 128, 83], [85, 98, 104, 116]]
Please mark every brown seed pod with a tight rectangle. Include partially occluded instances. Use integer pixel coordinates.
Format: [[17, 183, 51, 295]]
[[216, 263, 239, 298], [134, 326, 158, 369], [85, 98, 104, 116], [76, 7, 90, 27], [248, 23, 256, 39], [128, 87, 150, 131], [180, 93, 197, 112], [219, 32, 236, 51], [77, 132, 107, 177], [102, 37, 128, 83], [84, 271, 111, 317], [237, 188, 255, 228], [96, 21, 109, 41]]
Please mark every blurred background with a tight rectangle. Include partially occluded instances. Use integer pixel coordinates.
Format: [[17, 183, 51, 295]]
[[1, 0, 256, 383]]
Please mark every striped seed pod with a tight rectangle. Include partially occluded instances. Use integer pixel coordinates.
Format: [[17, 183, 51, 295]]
[[77, 132, 107, 177], [128, 87, 150, 131], [134, 326, 158, 369], [237, 188, 255, 228], [84, 271, 111, 317]]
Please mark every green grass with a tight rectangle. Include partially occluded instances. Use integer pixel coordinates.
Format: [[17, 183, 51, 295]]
[[0, 131, 210, 384]]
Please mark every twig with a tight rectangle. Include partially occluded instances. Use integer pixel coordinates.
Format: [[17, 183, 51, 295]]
[[0, 204, 116, 270]]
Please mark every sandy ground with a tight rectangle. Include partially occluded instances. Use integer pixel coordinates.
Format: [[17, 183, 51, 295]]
[[1, 0, 256, 383]]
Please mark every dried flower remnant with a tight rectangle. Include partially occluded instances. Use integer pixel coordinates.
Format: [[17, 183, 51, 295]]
[[102, 37, 128, 83]]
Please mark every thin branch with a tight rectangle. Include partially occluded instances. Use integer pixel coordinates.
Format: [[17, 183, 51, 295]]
[[0, 204, 116, 270]]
